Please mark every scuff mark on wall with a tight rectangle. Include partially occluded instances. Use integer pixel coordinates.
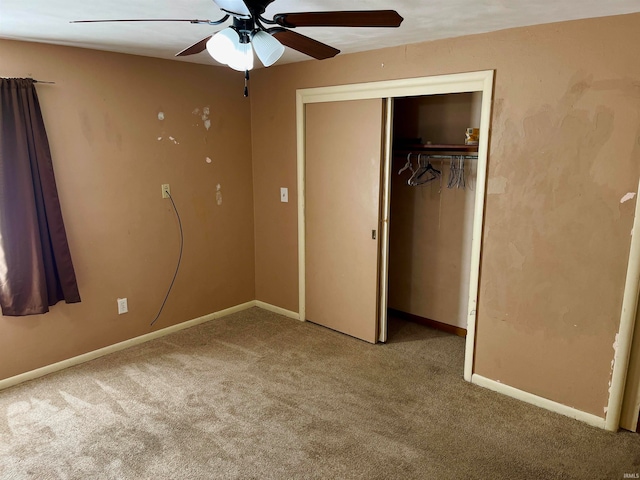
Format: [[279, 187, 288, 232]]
[[168, 136, 179, 145], [206, 157, 212, 164], [216, 184, 223, 206], [103, 112, 123, 150], [620, 192, 636, 204], [487, 176, 508, 195], [507, 242, 526, 270], [79, 110, 94, 144], [157, 112, 165, 121]]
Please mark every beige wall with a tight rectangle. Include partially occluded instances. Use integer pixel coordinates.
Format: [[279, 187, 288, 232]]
[[394, 93, 479, 145], [251, 13, 640, 416], [0, 40, 255, 381]]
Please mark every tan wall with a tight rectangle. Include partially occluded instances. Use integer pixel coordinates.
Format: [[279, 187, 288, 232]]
[[251, 13, 640, 416], [394, 93, 478, 145], [389, 94, 478, 328], [0, 40, 255, 381]]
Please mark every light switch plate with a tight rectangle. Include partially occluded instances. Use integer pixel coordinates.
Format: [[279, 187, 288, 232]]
[[117, 298, 128, 314], [280, 187, 288, 203]]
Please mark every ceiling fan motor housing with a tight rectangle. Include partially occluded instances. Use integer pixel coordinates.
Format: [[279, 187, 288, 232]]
[[232, 17, 255, 43], [218, 0, 276, 18]]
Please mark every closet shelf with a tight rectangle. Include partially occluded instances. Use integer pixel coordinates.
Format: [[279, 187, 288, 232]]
[[394, 144, 478, 154]]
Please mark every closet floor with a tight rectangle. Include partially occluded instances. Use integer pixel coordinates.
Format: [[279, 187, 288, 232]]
[[385, 313, 466, 379], [386, 313, 461, 343]]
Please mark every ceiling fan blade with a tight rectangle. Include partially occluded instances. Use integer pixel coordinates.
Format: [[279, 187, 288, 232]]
[[270, 29, 339, 60], [175, 35, 213, 57], [274, 10, 403, 28], [70, 19, 217, 24]]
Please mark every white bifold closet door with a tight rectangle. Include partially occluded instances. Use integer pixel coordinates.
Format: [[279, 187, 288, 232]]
[[304, 99, 385, 343]]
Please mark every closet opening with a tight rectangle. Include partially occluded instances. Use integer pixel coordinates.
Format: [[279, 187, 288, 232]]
[[384, 92, 482, 357], [297, 70, 494, 382]]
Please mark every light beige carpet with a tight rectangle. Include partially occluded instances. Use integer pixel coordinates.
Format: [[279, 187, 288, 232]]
[[0, 307, 639, 479]]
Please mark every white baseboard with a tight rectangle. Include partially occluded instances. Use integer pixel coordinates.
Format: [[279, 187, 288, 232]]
[[255, 300, 300, 320], [472, 374, 607, 430], [0, 301, 256, 392]]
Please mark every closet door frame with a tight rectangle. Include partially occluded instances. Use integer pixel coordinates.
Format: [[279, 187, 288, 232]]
[[296, 70, 494, 382]]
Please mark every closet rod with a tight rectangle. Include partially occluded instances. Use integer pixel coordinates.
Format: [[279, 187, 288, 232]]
[[420, 154, 477, 160]]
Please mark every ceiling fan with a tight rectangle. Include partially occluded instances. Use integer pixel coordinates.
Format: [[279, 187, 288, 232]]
[[72, 0, 403, 94]]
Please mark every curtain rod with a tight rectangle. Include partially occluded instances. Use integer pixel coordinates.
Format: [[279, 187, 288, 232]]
[[1, 77, 56, 84]]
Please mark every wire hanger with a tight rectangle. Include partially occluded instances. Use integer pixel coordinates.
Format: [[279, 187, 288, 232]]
[[408, 154, 441, 186], [398, 152, 415, 175], [446, 155, 466, 189]]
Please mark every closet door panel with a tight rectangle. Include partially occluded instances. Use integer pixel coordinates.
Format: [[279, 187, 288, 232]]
[[305, 99, 383, 343]]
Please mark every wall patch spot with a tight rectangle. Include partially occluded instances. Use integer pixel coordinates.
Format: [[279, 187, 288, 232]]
[[157, 136, 163, 141], [158, 112, 165, 121], [606, 333, 619, 399], [193, 106, 211, 131], [206, 157, 212, 164], [169, 136, 179, 145], [620, 192, 636, 204], [216, 184, 223, 206]]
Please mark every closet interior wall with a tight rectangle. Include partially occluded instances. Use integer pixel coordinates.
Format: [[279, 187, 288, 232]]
[[388, 92, 482, 330]]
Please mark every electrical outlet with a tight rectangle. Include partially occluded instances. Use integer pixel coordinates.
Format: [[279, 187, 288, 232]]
[[280, 187, 288, 203], [161, 184, 171, 199], [117, 298, 128, 314]]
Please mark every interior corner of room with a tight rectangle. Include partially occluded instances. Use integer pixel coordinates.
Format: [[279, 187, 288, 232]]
[[1, 10, 640, 438]]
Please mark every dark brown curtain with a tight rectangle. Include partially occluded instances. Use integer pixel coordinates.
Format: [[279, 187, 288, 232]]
[[0, 78, 80, 316]]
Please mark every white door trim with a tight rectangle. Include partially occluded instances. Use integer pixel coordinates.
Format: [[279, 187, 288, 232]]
[[608, 176, 640, 431], [620, 303, 640, 431], [378, 97, 394, 343], [297, 70, 494, 381]]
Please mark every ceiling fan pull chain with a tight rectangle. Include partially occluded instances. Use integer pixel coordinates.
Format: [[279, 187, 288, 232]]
[[244, 70, 250, 97]]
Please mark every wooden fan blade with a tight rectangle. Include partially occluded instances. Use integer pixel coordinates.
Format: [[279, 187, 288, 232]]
[[175, 35, 213, 57], [70, 19, 216, 24], [274, 10, 403, 28], [271, 29, 339, 60]]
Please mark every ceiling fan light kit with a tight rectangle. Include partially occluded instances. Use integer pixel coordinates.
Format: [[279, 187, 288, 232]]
[[229, 41, 254, 71], [71, 0, 404, 94], [252, 30, 286, 67], [207, 26, 256, 71], [206, 28, 240, 65], [206, 18, 284, 71]]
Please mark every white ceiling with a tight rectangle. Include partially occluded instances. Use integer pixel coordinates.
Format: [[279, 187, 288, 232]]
[[2, 0, 640, 67]]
